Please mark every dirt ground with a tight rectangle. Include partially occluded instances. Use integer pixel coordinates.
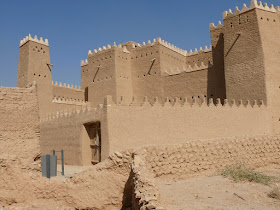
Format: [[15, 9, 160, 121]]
[[158, 164, 280, 210], [51, 164, 94, 181], [1, 151, 279, 209], [0, 154, 133, 210]]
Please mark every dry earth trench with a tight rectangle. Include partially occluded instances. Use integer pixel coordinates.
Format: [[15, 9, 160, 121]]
[[0, 135, 280, 209]]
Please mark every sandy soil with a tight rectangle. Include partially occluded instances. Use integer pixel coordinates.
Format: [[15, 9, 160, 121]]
[[51, 164, 94, 181], [0, 154, 133, 210], [158, 165, 280, 210], [2, 199, 73, 210]]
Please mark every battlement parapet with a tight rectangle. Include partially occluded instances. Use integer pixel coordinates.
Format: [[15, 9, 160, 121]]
[[82, 38, 212, 65], [156, 38, 188, 56], [132, 38, 212, 57], [223, 0, 277, 20], [87, 42, 129, 56], [52, 96, 86, 105], [209, 21, 224, 31], [52, 81, 82, 90], [124, 38, 163, 53], [136, 39, 154, 48], [128, 39, 158, 49], [81, 59, 89, 67], [85, 38, 191, 57], [41, 95, 266, 126], [112, 95, 266, 109], [0, 81, 37, 94], [82, 43, 130, 66], [40, 102, 101, 123], [187, 46, 212, 56], [19, 34, 49, 47], [163, 61, 213, 76]]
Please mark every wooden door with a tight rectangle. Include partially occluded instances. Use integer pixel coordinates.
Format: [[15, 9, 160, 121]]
[[85, 122, 101, 164]]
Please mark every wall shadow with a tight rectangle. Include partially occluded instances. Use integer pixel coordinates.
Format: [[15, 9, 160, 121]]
[[207, 33, 226, 104], [121, 169, 134, 210]]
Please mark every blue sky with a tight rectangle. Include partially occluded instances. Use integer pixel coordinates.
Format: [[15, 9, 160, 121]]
[[0, 0, 278, 87]]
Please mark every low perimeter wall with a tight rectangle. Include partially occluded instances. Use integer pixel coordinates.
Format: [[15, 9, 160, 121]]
[[107, 97, 272, 154], [40, 96, 273, 165], [40, 104, 109, 165], [0, 83, 40, 166], [131, 135, 280, 209]]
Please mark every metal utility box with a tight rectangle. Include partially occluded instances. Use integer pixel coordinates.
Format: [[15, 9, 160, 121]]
[[42, 154, 57, 178]]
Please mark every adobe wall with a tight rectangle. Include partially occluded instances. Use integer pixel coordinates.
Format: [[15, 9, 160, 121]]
[[17, 36, 53, 117], [257, 8, 280, 133], [85, 47, 117, 106], [130, 43, 163, 103], [51, 99, 87, 114], [82, 39, 224, 106], [41, 95, 273, 165], [106, 97, 272, 154], [145, 135, 280, 180], [163, 69, 208, 101], [0, 84, 40, 166], [52, 83, 84, 101], [223, 7, 267, 103], [80, 63, 89, 90], [162, 63, 210, 101], [161, 44, 186, 71], [40, 105, 108, 165], [17, 36, 51, 88], [160, 44, 212, 101], [17, 42, 29, 87], [121, 40, 217, 103], [115, 47, 133, 101], [210, 23, 226, 100], [132, 135, 280, 209]]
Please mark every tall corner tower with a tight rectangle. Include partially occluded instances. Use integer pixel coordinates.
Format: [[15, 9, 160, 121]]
[[17, 34, 53, 117], [222, 0, 280, 133], [255, 2, 280, 133], [83, 43, 134, 106], [209, 21, 226, 101], [222, 0, 268, 103]]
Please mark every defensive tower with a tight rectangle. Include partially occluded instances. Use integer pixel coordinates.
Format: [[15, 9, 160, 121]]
[[222, 0, 280, 133], [17, 34, 53, 117], [82, 43, 134, 106]]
